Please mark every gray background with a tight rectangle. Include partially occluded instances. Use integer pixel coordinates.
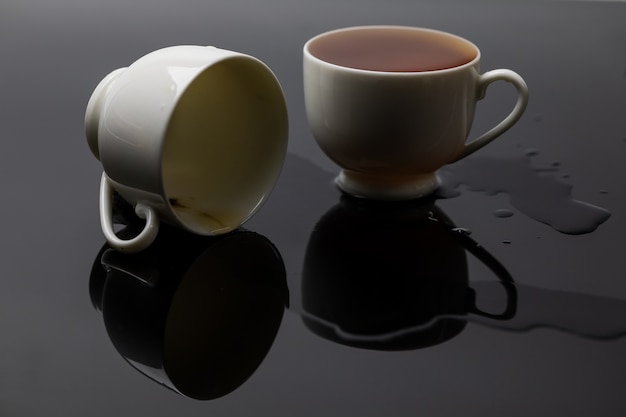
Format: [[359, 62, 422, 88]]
[[1, 1, 625, 416]]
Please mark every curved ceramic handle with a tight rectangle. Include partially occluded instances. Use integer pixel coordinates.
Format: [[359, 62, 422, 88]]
[[99, 173, 160, 253], [452, 69, 529, 162]]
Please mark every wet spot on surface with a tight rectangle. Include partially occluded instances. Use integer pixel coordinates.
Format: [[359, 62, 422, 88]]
[[494, 209, 515, 218], [439, 154, 611, 235], [524, 148, 540, 157]]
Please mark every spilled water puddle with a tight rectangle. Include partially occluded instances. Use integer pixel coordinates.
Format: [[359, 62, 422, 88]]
[[437, 152, 611, 234]]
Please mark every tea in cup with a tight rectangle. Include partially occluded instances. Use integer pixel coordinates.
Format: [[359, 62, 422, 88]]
[[303, 26, 528, 200], [85, 46, 288, 252]]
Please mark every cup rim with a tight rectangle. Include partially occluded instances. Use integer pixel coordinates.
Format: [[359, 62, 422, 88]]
[[303, 25, 481, 75], [159, 53, 289, 235]]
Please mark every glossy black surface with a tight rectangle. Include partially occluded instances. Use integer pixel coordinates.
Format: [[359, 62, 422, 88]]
[[2, 1, 626, 415]]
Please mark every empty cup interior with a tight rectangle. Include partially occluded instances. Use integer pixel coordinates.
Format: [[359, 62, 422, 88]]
[[161, 56, 288, 234]]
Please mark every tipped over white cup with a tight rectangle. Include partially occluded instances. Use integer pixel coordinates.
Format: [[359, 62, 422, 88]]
[[85, 46, 288, 252]]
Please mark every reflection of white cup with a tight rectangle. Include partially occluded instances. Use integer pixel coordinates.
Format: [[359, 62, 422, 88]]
[[303, 26, 529, 200], [85, 46, 289, 252]]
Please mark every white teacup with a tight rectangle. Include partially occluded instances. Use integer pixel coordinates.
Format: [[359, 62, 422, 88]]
[[85, 46, 288, 252], [303, 26, 529, 200]]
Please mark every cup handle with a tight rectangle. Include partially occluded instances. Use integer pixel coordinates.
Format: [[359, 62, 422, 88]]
[[452, 69, 529, 162], [99, 173, 160, 253]]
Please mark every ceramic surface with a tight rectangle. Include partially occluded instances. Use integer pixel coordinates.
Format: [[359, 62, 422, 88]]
[[303, 26, 528, 200], [85, 46, 289, 252]]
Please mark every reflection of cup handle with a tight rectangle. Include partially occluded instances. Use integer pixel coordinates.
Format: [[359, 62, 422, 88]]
[[448, 228, 518, 320], [467, 282, 517, 320], [101, 249, 159, 287], [100, 173, 160, 253], [452, 69, 529, 162]]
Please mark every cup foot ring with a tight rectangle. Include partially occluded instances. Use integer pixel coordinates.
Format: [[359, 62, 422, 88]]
[[335, 170, 441, 201]]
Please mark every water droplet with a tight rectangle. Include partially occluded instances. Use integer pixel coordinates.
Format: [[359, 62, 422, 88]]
[[524, 148, 540, 157], [494, 209, 515, 218], [451, 227, 472, 236]]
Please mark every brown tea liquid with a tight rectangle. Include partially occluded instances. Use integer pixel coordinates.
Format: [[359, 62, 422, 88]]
[[308, 27, 477, 72]]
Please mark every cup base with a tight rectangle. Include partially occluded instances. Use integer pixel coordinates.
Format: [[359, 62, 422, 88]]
[[336, 170, 441, 201]]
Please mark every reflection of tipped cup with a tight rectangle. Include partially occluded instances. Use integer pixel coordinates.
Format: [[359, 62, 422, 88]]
[[90, 226, 288, 400], [302, 196, 516, 350]]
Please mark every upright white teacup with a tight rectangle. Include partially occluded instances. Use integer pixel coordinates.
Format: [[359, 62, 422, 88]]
[[86, 46, 288, 252], [303, 26, 528, 200]]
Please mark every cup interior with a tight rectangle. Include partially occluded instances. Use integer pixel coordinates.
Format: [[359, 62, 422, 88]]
[[161, 56, 287, 234], [306, 26, 478, 72]]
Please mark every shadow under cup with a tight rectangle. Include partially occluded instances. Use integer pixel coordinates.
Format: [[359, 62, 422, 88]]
[[160, 57, 287, 234]]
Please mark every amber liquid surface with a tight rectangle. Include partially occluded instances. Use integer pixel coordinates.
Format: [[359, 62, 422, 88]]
[[308, 27, 477, 72]]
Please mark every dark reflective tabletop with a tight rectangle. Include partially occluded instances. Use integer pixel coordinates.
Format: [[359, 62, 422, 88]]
[[2, 0, 626, 415]]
